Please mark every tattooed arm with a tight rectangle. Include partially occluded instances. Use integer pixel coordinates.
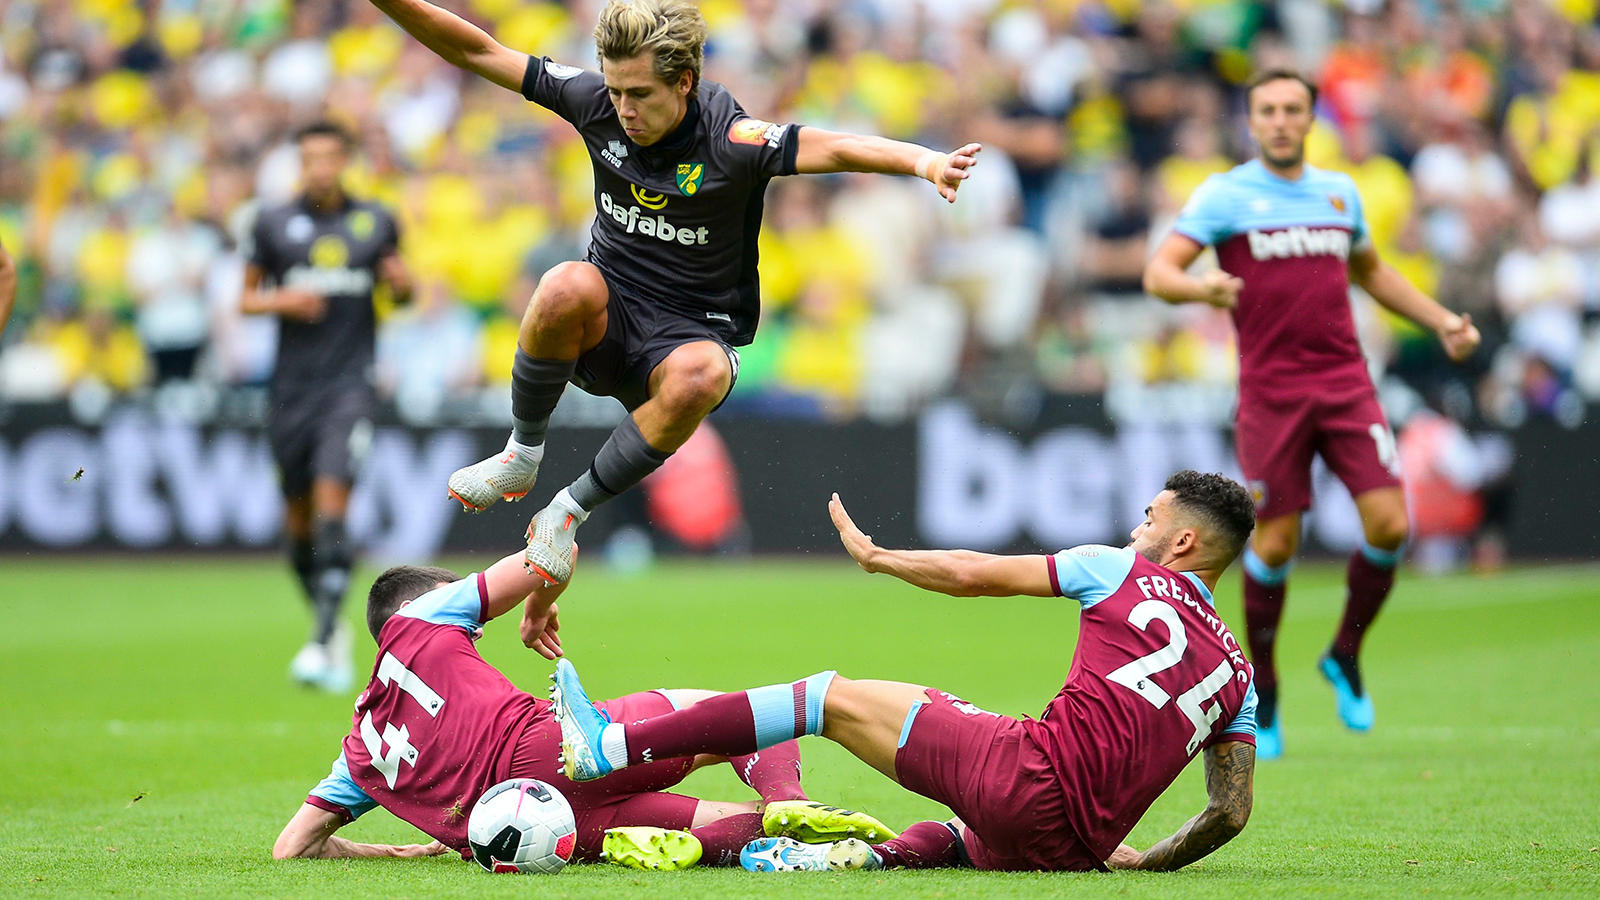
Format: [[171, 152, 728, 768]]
[[1110, 740, 1255, 871]]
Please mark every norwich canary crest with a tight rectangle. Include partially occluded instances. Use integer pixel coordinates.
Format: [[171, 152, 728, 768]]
[[676, 162, 704, 196]]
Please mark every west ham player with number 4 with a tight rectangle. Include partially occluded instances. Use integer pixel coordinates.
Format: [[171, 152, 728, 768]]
[[551, 472, 1260, 874], [273, 547, 894, 869], [366, 0, 981, 585], [1143, 70, 1481, 757]]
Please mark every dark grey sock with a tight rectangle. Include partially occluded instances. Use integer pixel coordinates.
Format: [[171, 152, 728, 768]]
[[289, 537, 318, 612], [312, 517, 352, 645], [566, 415, 672, 512], [512, 350, 576, 447]]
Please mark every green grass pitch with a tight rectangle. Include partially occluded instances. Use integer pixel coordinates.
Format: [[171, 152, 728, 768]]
[[2, 555, 1596, 898]]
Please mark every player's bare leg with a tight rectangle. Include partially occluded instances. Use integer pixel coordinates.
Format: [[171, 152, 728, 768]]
[[528, 342, 732, 583], [1242, 512, 1299, 758], [448, 262, 608, 512], [1322, 486, 1408, 733], [816, 678, 932, 782]]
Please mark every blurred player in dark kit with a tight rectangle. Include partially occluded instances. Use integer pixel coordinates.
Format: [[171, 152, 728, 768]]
[[242, 122, 411, 692]]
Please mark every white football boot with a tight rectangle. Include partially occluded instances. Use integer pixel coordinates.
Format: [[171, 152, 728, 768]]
[[288, 641, 329, 688], [524, 500, 580, 585], [447, 437, 542, 512]]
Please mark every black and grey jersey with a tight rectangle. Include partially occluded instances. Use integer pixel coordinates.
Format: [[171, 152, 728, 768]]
[[246, 195, 401, 391], [521, 56, 800, 346]]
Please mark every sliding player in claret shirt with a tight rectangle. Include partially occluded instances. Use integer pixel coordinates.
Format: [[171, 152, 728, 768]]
[[272, 548, 894, 870], [367, 0, 980, 586], [551, 472, 1261, 874], [1143, 70, 1481, 757]]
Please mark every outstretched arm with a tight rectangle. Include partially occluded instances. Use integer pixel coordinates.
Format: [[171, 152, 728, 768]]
[[795, 129, 981, 203], [1349, 246, 1480, 362], [479, 549, 573, 658], [368, 0, 527, 91], [828, 493, 1053, 597], [273, 803, 448, 860], [1109, 741, 1255, 871]]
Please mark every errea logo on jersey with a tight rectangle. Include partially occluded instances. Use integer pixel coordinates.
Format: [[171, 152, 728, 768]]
[[600, 191, 709, 245], [604, 140, 629, 169], [1246, 226, 1351, 262]]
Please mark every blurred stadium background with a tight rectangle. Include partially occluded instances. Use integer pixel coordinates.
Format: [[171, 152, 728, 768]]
[[4, 3, 1600, 896], [0, 0, 1598, 566]]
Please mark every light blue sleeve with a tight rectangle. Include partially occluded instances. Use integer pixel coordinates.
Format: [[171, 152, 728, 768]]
[[1047, 545, 1138, 609], [1170, 174, 1233, 247], [395, 574, 486, 630], [1346, 176, 1373, 252], [1220, 680, 1258, 742], [308, 752, 378, 820]]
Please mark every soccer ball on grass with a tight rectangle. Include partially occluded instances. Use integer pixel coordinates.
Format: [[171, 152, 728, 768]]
[[467, 778, 577, 873]]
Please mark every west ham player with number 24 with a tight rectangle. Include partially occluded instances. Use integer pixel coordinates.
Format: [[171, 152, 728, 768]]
[[1143, 70, 1481, 757], [273, 546, 894, 870], [367, 0, 981, 589], [552, 471, 1260, 874]]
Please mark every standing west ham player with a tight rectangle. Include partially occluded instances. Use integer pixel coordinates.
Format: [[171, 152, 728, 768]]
[[367, 0, 981, 588], [551, 472, 1261, 874], [242, 122, 412, 692], [1142, 70, 1481, 757]]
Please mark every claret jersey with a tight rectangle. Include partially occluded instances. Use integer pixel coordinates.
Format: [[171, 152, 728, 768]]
[[1025, 544, 1258, 862], [520, 56, 801, 346], [304, 575, 548, 849], [1171, 159, 1374, 399]]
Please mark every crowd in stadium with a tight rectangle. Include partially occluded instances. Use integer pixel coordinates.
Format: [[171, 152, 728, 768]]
[[0, 0, 1596, 429]]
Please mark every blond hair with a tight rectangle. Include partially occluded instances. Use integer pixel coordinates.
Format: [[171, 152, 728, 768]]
[[593, 0, 708, 99]]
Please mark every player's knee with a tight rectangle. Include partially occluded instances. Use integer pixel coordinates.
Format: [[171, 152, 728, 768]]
[[1365, 512, 1409, 551], [655, 347, 731, 416], [1252, 533, 1297, 569], [528, 262, 606, 327]]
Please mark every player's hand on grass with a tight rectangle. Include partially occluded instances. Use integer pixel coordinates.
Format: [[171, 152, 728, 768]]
[[829, 492, 881, 573], [1105, 842, 1144, 870], [392, 840, 449, 857], [919, 143, 982, 203], [276, 288, 327, 322], [1200, 270, 1243, 309], [1437, 311, 1480, 362]]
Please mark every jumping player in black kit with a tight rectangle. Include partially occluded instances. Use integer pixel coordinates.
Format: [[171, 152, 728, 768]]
[[242, 122, 412, 692], [369, 0, 981, 593]]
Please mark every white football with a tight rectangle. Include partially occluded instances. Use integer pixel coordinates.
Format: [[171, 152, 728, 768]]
[[466, 778, 577, 874]]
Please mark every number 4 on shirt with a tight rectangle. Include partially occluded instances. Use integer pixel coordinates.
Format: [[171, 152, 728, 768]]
[[359, 653, 445, 789]]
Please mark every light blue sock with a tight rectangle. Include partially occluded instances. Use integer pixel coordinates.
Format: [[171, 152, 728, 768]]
[[1243, 546, 1292, 586], [1358, 540, 1403, 569], [746, 671, 837, 748]]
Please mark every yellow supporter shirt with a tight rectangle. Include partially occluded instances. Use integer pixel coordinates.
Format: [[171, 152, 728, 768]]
[[45, 319, 149, 392], [1343, 155, 1413, 253], [329, 24, 403, 78], [1157, 154, 1231, 207]]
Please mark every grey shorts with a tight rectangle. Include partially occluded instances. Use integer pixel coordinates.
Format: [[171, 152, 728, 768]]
[[574, 274, 740, 412], [268, 381, 374, 497]]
